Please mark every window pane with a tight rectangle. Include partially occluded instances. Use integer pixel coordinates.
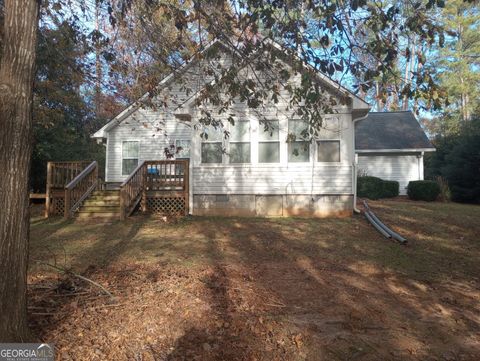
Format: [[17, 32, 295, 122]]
[[259, 120, 279, 141], [231, 121, 250, 142], [318, 140, 340, 162], [288, 119, 308, 139], [122, 159, 138, 175], [230, 142, 250, 163], [288, 141, 310, 162], [201, 143, 222, 163], [259, 142, 280, 163], [176, 140, 191, 158], [204, 126, 223, 142], [122, 141, 139, 158]]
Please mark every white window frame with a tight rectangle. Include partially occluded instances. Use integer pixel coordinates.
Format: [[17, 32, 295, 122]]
[[258, 119, 280, 164], [201, 126, 223, 164], [228, 120, 251, 164], [175, 139, 191, 159], [316, 139, 341, 163], [121, 140, 140, 176]]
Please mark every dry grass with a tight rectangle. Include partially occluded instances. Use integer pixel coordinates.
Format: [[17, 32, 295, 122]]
[[28, 200, 480, 360]]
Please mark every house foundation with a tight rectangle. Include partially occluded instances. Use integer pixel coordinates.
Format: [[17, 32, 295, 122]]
[[192, 194, 353, 217]]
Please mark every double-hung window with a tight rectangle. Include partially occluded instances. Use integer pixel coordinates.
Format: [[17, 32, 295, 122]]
[[175, 139, 191, 159], [258, 120, 280, 163], [317, 140, 340, 162], [122, 141, 139, 175], [229, 120, 250, 163], [288, 119, 310, 162], [201, 126, 223, 164]]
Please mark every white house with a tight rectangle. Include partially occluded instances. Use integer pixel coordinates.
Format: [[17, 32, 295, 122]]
[[92, 40, 432, 217], [355, 111, 435, 195]]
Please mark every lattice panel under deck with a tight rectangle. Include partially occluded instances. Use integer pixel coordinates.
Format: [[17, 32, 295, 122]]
[[50, 197, 65, 216], [147, 197, 186, 215]]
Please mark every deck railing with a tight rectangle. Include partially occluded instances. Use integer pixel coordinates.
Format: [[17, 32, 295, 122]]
[[45, 160, 93, 217], [119, 159, 189, 219], [48, 161, 91, 188], [145, 160, 189, 191], [64, 161, 98, 219], [119, 161, 146, 220]]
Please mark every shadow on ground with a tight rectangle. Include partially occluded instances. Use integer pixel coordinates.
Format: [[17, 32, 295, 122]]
[[27, 201, 480, 360]]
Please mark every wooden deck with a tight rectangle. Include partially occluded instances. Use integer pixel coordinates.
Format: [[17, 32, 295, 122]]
[[45, 159, 189, 219]]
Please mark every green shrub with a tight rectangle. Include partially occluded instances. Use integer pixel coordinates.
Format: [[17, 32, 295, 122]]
[[407, 180, 441, 201], [358, 176, 400, 200], [425, 117, 480, 203], [382, 180, 400, 198]]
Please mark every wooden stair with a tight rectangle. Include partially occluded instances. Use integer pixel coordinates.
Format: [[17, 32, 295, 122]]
[[76, 190, 121, 220]]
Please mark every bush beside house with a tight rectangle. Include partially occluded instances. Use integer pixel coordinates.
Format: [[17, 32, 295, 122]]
[[407, 180, 441, 201], [358, 176, 400, 200], [382, 180, 400, 198], [425, 116, 480, 203]]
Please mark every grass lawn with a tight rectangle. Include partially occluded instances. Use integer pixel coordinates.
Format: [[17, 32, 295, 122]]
[[28, 199, 480, 360]]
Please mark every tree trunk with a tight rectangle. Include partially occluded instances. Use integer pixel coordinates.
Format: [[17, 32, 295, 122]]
[[95, 0, 102, 117], [375, 81, 383, 111], [0, 0, 39, 342]]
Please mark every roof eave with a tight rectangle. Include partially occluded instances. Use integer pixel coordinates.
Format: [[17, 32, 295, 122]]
[[356, 148, 436, 153]]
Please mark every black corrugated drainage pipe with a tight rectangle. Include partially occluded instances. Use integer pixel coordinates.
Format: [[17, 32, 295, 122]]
[[365, 211, 391, 238], [363, 200, 407, 245]]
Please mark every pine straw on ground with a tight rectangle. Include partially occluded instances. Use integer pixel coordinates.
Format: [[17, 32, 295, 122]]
[[28, 200, 480, 360]]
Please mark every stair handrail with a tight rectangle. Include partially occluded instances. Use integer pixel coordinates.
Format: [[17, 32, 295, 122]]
[[64, 161, 98, 219], [119, 160, 146, 220]]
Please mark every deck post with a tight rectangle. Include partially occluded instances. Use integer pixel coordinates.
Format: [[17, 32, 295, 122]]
[[184, 160, 189, 216], [119, 189, 125, 221], [141, 163, 147, 213], [45, 162, 52, 218], [64, 188, 71, 219]]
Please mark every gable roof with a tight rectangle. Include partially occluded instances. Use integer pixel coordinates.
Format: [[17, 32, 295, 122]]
[[92, 38, 369, 138], [355, 111, 435, 152]]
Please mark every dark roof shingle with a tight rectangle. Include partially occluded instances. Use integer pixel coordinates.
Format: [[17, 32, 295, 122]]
[[355, 111, 434, 151]]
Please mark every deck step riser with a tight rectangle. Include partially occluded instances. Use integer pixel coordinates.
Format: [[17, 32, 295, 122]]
[[88, 196, 120, 201], [80, 206, 120, 212], [92, 191, 120, 196], [83, 201, 120, 207], [76, 212, 120, 218]]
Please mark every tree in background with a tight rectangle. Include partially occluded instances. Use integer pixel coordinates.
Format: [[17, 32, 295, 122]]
[[348, 0, 441, 112], [104, 0, 199, 103], [435, 0, 480, 123], [426, 114, 480, 203], [30, 21, 107, 192], [441, 116, 480, 203], [423, 1, 479, 203]]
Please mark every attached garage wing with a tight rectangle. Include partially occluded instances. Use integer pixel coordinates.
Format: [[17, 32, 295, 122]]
[[357, 154, 423, 195]]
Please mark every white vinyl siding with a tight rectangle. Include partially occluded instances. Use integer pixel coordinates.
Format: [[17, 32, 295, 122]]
[[357, 154, 422, 195], [192, 165, 353, 194]]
